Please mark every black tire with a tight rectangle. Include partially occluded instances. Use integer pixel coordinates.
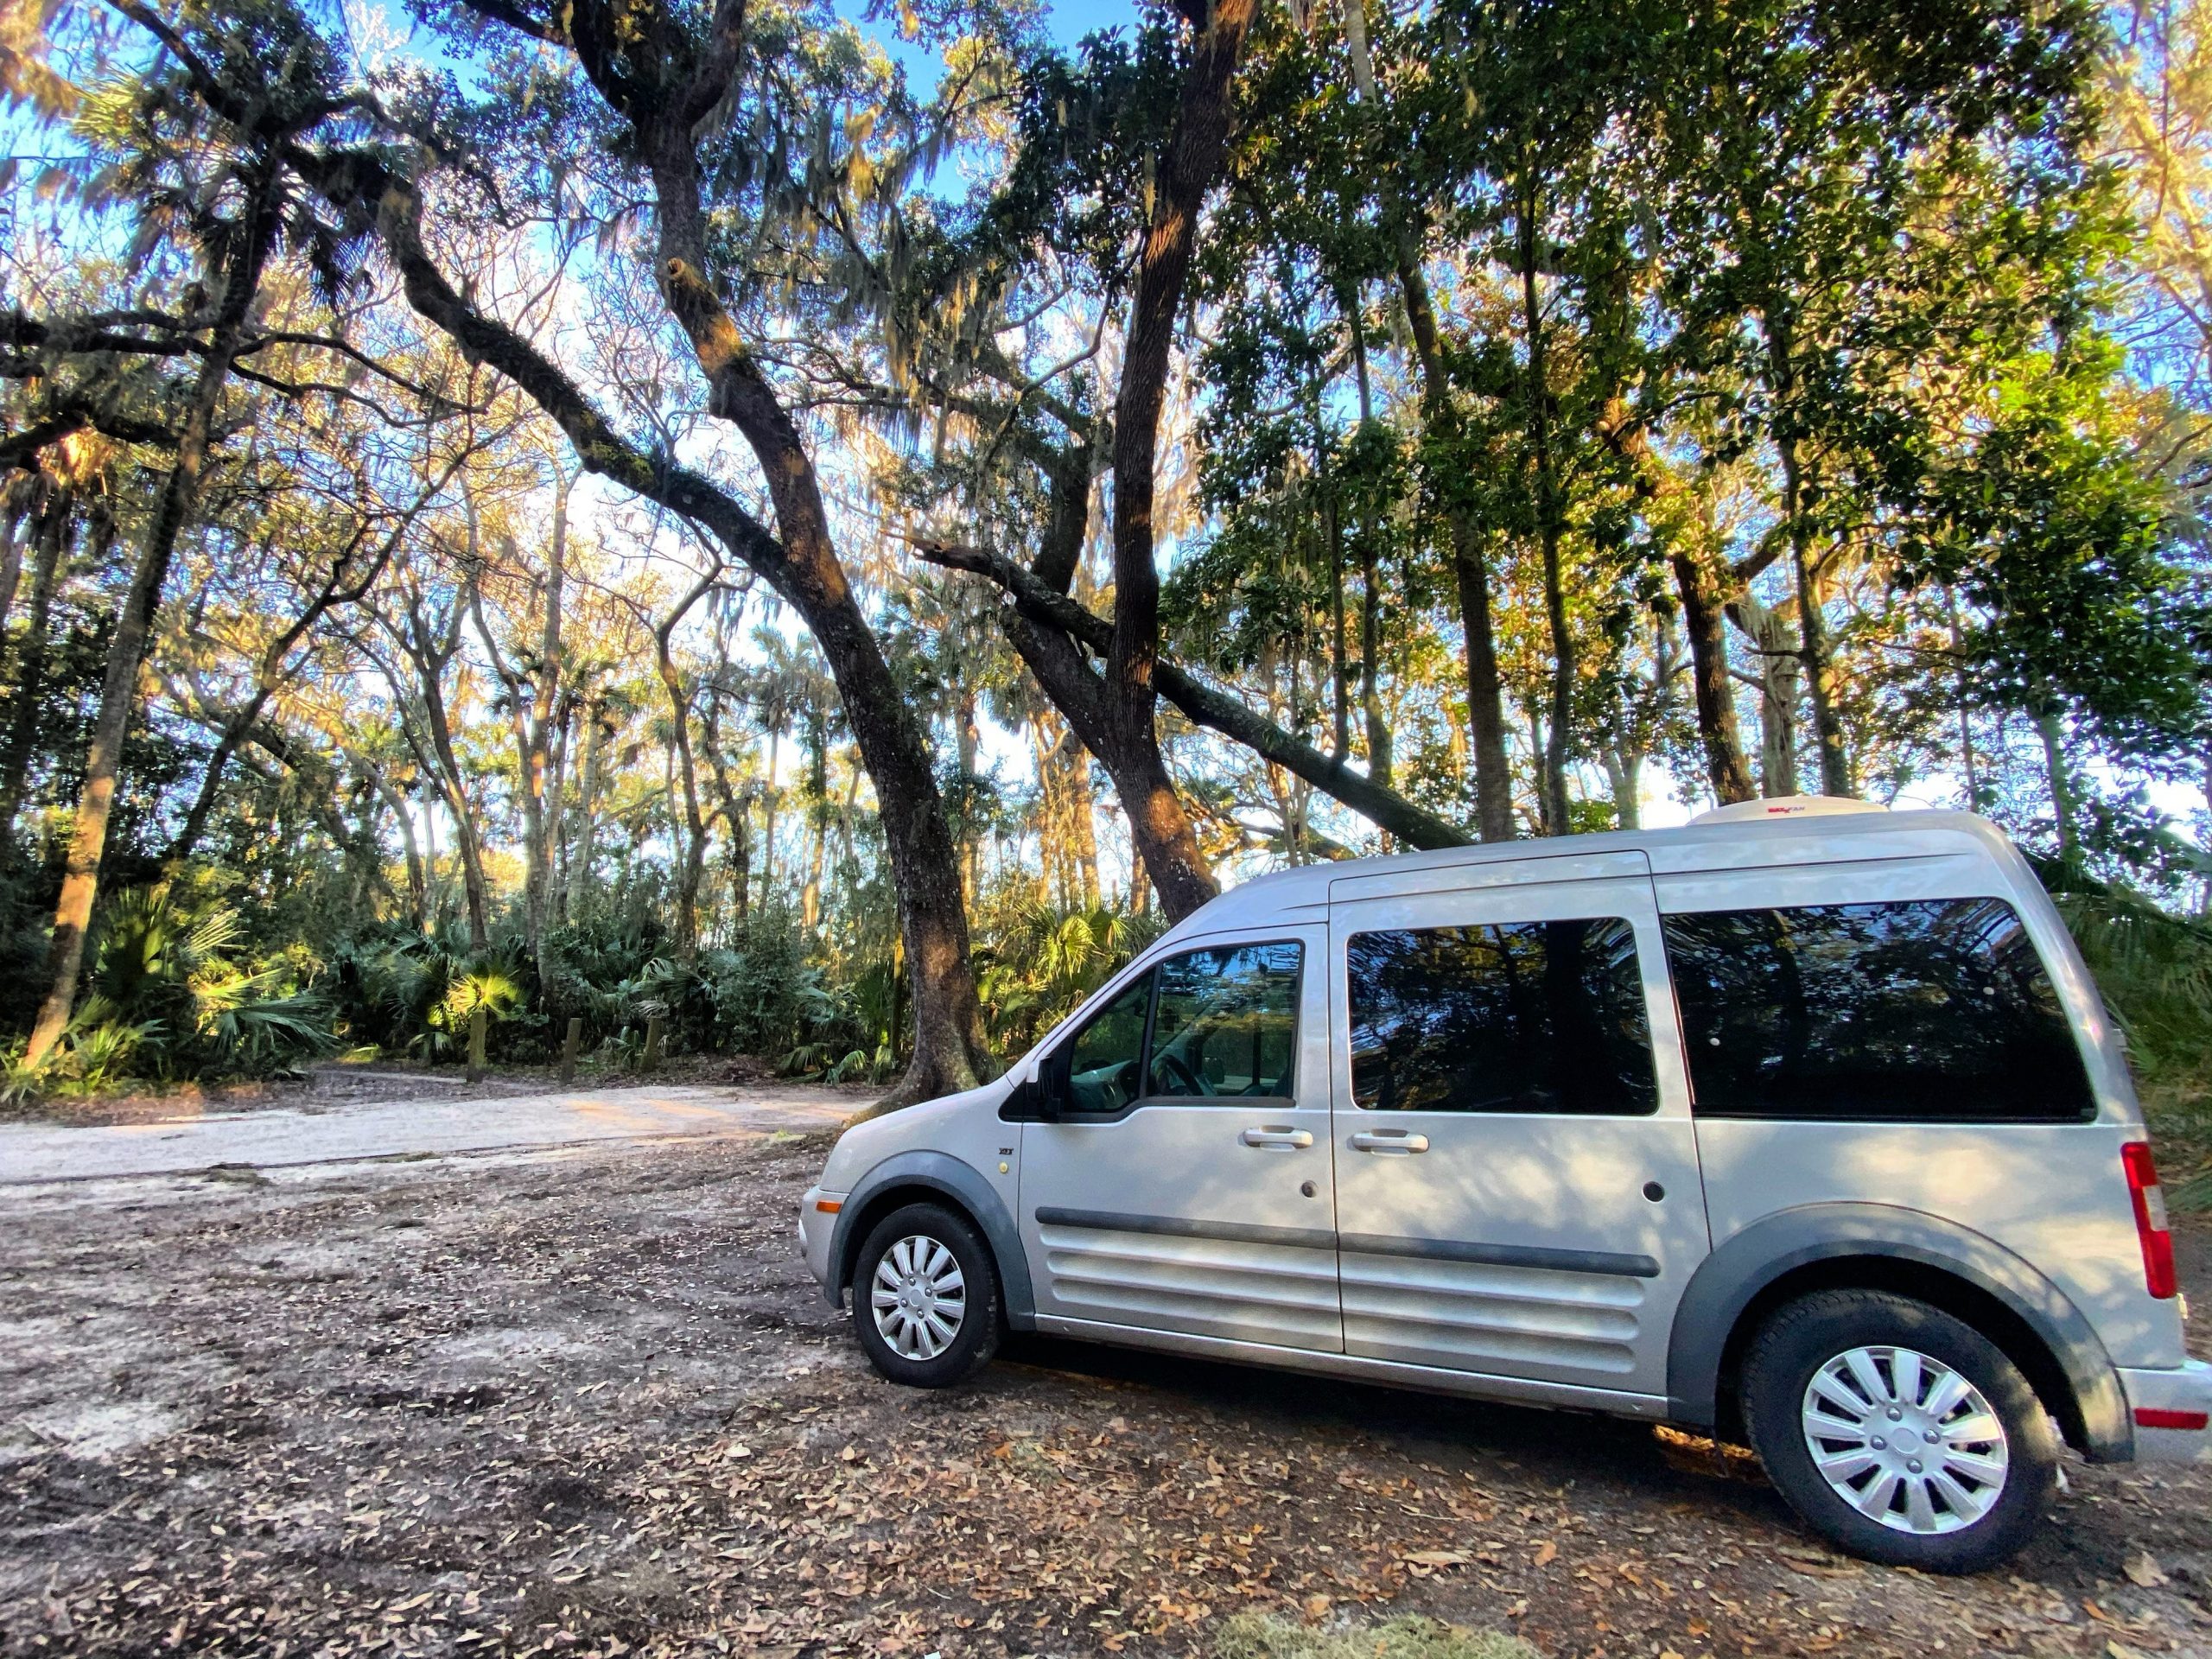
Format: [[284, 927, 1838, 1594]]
[[1740, 1289, 2057, 1573], [849, 1202, 1001, 1388]]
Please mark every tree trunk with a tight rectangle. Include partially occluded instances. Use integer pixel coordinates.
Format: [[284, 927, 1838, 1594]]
[[1768, 336, 1852, 798], [0, 491, 75, 838], [1526, 699, 1550, 836], [1944, 586, 1980, 810], [760, 723, 781, 906], [801, 714, 826, 935], [423, 688, 492, 951], [1517, 175, 1575, 836], [1726, 589, 1802, 798], [1096, 0, 1259, 924], [1671, 543, 1758, 805], [1058, 725, 1102, 906], [2039, 707, 2079, 868], [571, 699, 602, 920], [651, 561, 716, 960], [522, 473, 568, 989], [25, 178, 276, 1068], [1357, 537, 1394, 793], [1319, 415, 1351, 762], [368, 768, 429, 931], [1396, 261, 1514, 840], [1603, 746, 1643, 830], [0, 491, 29, 634]]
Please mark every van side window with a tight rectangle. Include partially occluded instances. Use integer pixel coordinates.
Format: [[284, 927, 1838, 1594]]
[[1065, 975, 1152, 1114], [1147, 942, 1302, 1099], [1347, 918, 1658, 1116], [1660, 899, 2094, 1122]]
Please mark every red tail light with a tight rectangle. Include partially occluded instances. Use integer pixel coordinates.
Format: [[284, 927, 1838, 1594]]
[[2123, 1141, 2177, 1300], [2134, 1407, 2209, 1430]]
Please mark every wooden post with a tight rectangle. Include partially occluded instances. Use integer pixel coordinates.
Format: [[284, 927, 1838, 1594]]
[[560, 1016, 582, 1085], [467, 1004, 487, 1084], [642, 1013, 664, 1071]]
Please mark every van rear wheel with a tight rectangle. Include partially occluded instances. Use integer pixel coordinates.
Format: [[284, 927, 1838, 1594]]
[[1740, 1289, 2057, 1573], [850, 1203, 1001, 1388]]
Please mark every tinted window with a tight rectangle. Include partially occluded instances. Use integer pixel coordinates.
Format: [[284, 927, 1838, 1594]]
[[1065, 976, 1150, 1115], [1148, 943, 1301, 1098], [1348, 918, 1658, 1115], [1661, 899, 2094, 1122]]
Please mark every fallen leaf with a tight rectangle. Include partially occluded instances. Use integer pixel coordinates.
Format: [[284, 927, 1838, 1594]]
[[1402, 1550, 1475, 1567], [2122, 1549, 2168, 1588], [2107, 1643, 2152, 1659], [1533, 1540, 1558, 1567], [1301, 1594, 1332, 1621], [838, 1444, 861, 1462], [725, 1443, 753, 1461]]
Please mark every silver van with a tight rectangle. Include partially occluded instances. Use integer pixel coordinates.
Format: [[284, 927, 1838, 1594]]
[[798, 804, 2209, 1572]]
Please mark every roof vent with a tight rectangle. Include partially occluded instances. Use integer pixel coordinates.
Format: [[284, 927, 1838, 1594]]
[[1688, 795, 1889, 826]]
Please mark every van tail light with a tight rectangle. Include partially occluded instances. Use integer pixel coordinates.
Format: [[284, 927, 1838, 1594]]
[[2123, 1141, 2177, 1300]]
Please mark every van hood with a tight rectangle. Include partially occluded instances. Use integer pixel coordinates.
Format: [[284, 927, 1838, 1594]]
[[817, 1077, 1007, 1189]]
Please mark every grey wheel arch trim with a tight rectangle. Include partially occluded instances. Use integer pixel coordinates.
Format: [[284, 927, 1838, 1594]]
[[826, 1151, 1035, 1329], [1666, 1202, 2132, 1462]]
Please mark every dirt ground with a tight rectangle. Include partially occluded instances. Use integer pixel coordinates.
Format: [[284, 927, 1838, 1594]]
[[3, 1132, 2210, 1659]]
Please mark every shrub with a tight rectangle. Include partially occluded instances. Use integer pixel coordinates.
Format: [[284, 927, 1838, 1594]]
[[1211, 1613, 1539, 1659]]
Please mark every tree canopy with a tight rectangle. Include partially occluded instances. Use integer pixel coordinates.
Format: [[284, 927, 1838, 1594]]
[[3, 0, 2211, 1105]]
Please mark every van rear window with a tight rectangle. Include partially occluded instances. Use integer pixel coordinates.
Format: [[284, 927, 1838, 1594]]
[[1660, 899, 2094, 1122]]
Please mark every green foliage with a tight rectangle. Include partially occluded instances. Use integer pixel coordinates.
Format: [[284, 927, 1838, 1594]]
[[1211, 1613, 1539, 1659], [2057, 888, 2212, 1201], [328, 933, 520, 1063], [972, 895, 1167, 1057], [2, 880, 337, 1098]]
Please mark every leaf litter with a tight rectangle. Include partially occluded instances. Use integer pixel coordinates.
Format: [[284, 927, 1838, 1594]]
[[1, 1131, 2209, 1657]]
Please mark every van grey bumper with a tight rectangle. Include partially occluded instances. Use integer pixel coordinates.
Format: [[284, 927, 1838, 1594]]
[[797, 1185, 844, 1298], [2119, 1361, 2212, 1462]]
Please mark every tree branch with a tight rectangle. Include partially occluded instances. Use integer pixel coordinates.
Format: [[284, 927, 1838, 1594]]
[[911, 537, 1471, 851]]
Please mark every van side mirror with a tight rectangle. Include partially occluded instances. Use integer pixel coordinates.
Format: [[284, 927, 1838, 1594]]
[[1002, 1052, 1068, 1122]]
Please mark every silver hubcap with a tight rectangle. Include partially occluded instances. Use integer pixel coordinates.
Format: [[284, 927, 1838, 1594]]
[[1801, 1344, 2010, 1535], [869, 1234, 967, 1362]]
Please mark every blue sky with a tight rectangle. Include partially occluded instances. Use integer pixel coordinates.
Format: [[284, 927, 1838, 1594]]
[[855, 0, 1136, 97], [1039, 0, 1134, 48]]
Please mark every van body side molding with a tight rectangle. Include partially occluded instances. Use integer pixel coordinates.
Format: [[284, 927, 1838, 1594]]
[[830, 1151, 1037, 1328], [1338, 1232, 1662, 1279], [1033, 1207, 1338, 1252], [1031, 1214, 1661, 1278], [1665, 1201, 2133, 1461]]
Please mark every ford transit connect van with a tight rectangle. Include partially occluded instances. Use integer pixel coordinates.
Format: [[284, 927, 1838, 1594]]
[[798, 805, 2209, 1572]]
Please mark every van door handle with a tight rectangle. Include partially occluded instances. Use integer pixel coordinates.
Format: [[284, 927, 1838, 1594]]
[[1349, 1130, 1430, 1155], [1240, 1127, 1313, 1150]]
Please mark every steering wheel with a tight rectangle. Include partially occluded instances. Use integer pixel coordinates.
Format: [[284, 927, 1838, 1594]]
[[1154, 1049, 1216, 1096]]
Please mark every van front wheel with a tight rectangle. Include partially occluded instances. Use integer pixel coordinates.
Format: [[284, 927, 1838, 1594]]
[[1741, 1289, 2057, 1573], [850, 1203, 1001, 1388]]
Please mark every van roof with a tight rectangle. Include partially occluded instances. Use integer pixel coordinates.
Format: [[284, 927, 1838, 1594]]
[[1157, 807, 2023, 944]]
